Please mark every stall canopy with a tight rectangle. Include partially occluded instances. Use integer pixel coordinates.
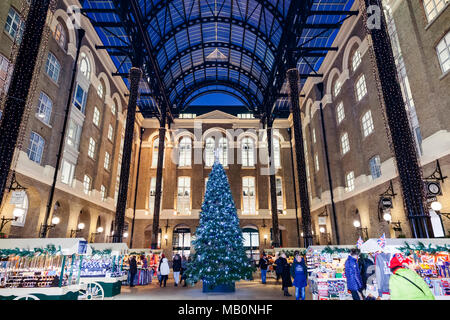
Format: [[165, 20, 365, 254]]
[[0, 238, 91, 256], [89, 243, 129, 256], [360, 238, 450, 254]]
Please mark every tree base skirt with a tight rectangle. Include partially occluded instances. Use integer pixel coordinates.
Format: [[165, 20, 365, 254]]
[[202, 281, 235, 293]]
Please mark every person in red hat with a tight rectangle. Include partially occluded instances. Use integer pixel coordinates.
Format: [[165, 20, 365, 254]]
[[388, 253, 435, 300]]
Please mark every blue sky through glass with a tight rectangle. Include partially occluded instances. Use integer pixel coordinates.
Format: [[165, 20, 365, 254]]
[[189, 93, 244, 106]]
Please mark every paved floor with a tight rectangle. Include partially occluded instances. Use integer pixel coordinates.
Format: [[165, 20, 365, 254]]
[[113, 276, 312, 300]]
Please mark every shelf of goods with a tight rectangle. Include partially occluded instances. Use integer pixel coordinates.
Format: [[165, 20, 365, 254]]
[[360, 238, 450, 300], [79, 243, 129, 299], [0, 238, 91, 300], [306, 245, 355, 300], [121, 249, 162, 286], [264, 248, 306, 279]]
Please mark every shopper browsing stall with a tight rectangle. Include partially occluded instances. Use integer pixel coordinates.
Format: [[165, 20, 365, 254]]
[[345, 249, 364, 300], [389, 253, 435, 300], [258, 253, 268, 284]]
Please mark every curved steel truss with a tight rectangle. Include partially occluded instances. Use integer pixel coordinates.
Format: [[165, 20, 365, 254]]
[[81, 0, 357, 120]]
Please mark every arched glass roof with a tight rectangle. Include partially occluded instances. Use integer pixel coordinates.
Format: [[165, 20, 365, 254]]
[[81, 0, 356, 119]]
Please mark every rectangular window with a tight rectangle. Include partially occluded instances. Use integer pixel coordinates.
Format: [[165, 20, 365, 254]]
[[88, 137, 96, 158], [83, 175, 91, 195], [273, 138, 281, 168], [336, 102, 345, 124], [423, 0, 448, 22], [45, 53, 60, 83], [177, 177, 191, 215], [241, 137, 255, 167], [341, 132, 350, 155], [314, 153, 319, 172], [60, 159, 75, 186], [67, 119, 82, 150], [355, 75, 367, 101], [312, 128, 316, 144], [436, 32, 450, 74], [27, 132, 44, 164], [369, 155, 382, 180], [100, 185, 107, 201], [205, 138, 215, 167], [0, 54, 13, 95], [242, 177, 256, 214], [5, 8, 24, 42], [361, 110, 374, 137], [179, 137, 192, 167], [108, 124, 113, 141], [37, 92, 52, 125], [104, 152, 110, 170], [149, 177, 163, 215], [345, 171, 355, 192], [93, 107, 100, 126], [73, 84, 87, 113], [276, 177, 283, 211]]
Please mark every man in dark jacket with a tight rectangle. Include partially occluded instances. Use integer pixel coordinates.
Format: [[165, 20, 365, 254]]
[[345, 249, 364, 300], [274, 254, 283, 283], [129, 256, 138, 287], [258, 253, 268, 284], [358, 253, 375, 291]]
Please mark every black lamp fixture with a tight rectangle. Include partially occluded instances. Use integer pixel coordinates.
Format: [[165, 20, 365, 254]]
[[89, 226, 104, 243], [353, 209, 368, 240], [39, 216, 60, 237]]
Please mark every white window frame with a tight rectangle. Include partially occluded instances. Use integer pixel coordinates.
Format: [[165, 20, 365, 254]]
[[60, 159, 75, 186], [273, 137, 281, 168], [73, 84, 87, 114], [177, 177, 191, 215], [334, 79, 342, 97], [178, 137, 192, 167], [241, 137, 255, 167], [204, 137, 215, 167], [336, 101, 345, 124], [242, 177, 256, 215], [345, 171, 355, 192], [355, 74, 367, 101], [97, 83, 104, 99], [88, 137, 96, 159], [312, 128, 316, 144], [54, 22, 66, 49], [152, 138, 159, 168], [423, 0, 449, 22], [100, 185, 107, 201], [369, 155, 382, 180], [104, 152, 110, 170], [45, 53, 61, 83], [361, 110, 375, 137], [83, 175, 92, 195], [436, 32, 450, 74], [107, 124, 113, 141], [66, 119, 82, 150], [276, 177, 283, 211], [93, 107, 100, 126], [352, 49, 361, 72], [314, 153, 319, 172], [341, 132, 350, 155], [79, 53, 91, 80], [27, 132, 44, 164], [0, 54, 13, 95], [37, 92, 52, 125], [218, 137, 228, 166], [5, 7, 24, 42], [149, 177, 163, 214]]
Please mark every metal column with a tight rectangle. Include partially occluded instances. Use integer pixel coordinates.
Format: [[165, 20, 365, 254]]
[[265, 117, 280, 247], [0, 0, 51, 206], [151, 113, 167, 249], [287, 68, 313, 247], [113, 67, 142, 243], [363, 0, 431, 238]]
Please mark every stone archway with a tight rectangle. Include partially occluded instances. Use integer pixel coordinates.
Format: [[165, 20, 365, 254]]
[[76, 208, 91, 240], [47, 199, 70, 238]]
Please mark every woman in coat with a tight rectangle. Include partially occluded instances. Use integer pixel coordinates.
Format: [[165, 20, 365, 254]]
[[158, 254, 170, 287], [344, 249, 364, 300], [279, 252, 293, 297], [172, 254, 182, 287], [290, 252, 308, 300]]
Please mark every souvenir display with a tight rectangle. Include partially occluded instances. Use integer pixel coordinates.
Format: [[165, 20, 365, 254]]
[[121, 250, 161, 286]]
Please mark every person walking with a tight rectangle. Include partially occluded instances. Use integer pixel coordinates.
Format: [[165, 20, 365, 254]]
[[181, 255, 188, 287], [345, 249, 364, 300], [274, 253, 283, 283], [172, 254, 182, 287], [158, 253, 170, 287], [258, 253, 269, 284], [291, 252, 308, 300], [388, 253, 435, 300], [129, 255, 138, 287], [279, 252, 293, 297]]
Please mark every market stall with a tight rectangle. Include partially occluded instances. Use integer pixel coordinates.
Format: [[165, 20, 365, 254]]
[[122, 249, 162, 286], [0, 238, 90, 300], [360, 238, 450, 300], [306, 245, 355, 300], [78, 243, 129, 299]]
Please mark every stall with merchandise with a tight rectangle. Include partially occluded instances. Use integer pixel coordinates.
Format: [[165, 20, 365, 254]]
[[360, 238, 450, 300], [78, 243, 129, 299], [122, 249, 162, 286], [0, 238, 90, 300], [306, 245, 355, 300]]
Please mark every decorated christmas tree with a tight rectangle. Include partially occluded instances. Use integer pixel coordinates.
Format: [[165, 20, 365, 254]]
[[186, 158, 254, 291]]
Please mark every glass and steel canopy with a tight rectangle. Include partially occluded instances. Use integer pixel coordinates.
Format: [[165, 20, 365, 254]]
[[80, 0, 356, 119]]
